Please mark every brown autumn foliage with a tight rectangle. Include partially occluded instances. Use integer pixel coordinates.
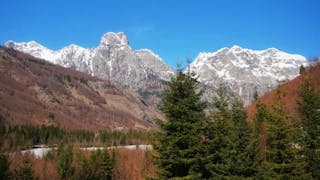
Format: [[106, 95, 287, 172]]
[[0, 47, 163, 131], [113, 149, 158, 180], [9, 152, 59, 180], [246, 62, 320, 121], [8, 148, 157, 180]]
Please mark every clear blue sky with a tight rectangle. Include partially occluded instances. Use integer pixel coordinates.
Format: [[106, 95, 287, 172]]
[[1, 0, 319, 67]]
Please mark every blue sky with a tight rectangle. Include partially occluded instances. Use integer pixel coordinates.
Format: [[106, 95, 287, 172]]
[[1, 0, 319, 67]]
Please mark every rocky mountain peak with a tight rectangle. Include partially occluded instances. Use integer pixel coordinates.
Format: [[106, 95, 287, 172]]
[[4, 40, 15, 48], [5, 40, 44, 50], [229, 45, 242, 51], [189, 45, 308, 106], [100, 32, 129, 46]]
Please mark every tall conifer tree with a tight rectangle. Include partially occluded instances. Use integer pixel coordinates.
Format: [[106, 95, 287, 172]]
[[298, 80, 320, 179], [251, 99, 269, 178], [203, 86, 235, 179], [230, 99, 258, 178], [261, 90, 311, 179], [204, 87, 257, 178], [154, 69, 206, 179]]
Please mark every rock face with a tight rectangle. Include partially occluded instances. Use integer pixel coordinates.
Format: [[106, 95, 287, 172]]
[[0, 47, 162, 130], [189, 45, 308, 105], [5, 32, 174, 105]]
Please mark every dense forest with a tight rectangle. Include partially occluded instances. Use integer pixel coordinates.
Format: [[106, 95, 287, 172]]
[[0, 124, 155, 151], [154, 68, 319, 179]]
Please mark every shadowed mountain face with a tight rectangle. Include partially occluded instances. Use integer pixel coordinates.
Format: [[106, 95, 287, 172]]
[[0, 47, 163, 131]]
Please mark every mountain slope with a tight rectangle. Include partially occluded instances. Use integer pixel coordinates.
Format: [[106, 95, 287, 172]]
[[5, 32, 174, 105], [0, 47, 162, 130], [5, 36, 309, 107], [189, 45, 308, 105], [246, 62, 320, 120]]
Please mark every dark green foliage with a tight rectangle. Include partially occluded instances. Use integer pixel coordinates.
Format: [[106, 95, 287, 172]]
[[230, 99, 258, 177], [299, 65, 306, 74], [48, 112, 55, 121], [253, 90, 259, 100], [80, 77, 88, 86], [0, 121, 6, 148], [249, 100, 269, 179], [17, 156, 37, 180], [56, 74, 72, 85], [99, 129, 156, 146], [259, 91, 311, 179], [0, 125, 155, 151], [77, 149, 114, 180], [204, 87, 257, 178], [154, 70, 206, 179], [252, 100, 269, 164], [203, 86, 235, 179], [1, 125, 94, 150], [0, 154, 9, 180], [57, 144, 73, 179], [152, 76, 316, 179], [297, 80, 320, 179]]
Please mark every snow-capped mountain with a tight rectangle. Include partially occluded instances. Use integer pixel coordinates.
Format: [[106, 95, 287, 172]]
[[5, 32, 174, 104], [5, 34, 308, 106], [189, 45, 308, 105]]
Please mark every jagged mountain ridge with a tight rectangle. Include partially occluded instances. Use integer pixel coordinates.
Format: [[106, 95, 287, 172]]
[[5, 34, 308, 106], [189, 45, 308, 105], [5, 32, 174, 105], [0, 47, 162, 130]]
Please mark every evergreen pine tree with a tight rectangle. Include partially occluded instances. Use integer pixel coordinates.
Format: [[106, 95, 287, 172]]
[[251, 99, 269, 179], [154, 69, 206, 179], [94, 149, 114, 180], [0, 154, 9, 180], [57, 144, 73, 180], [17, 155, 37, 180], [77, 149, 114, 180], [230, 98, 258, 178], [261, 90, 311, 179], [203, 86, 235, 179], [299, 65, 306, 74], [297, 80, 320, 179]]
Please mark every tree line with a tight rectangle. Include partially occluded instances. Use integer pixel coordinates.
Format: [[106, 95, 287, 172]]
[[0, 144, 114, 180], [0, 124, 155, 151], [154, 69, 320, 179]]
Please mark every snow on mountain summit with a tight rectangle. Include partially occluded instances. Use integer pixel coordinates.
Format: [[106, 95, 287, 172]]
[[5, 36, 308, 107], [189, 45, 308, 105], [100, 32, 129, 46]]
